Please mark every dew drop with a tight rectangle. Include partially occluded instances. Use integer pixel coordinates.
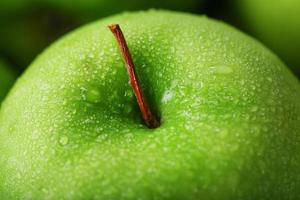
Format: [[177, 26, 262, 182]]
[[250, 106, 258, 112], [161, 89, 173, 103], [210, 64, 234, 74], [124, 90, 133, 98], [96, 134, 108, 142], [197, 81, 204, 89], [32, 131, 40, 140], [184, 123, 195, 131], [62, 99, 68, 105], [123, 104, 132, 114], [219, 128, 228, 138], [88, 54, 95, 59], [80, 87, 87, 101], [96, 127, 104, 133], [86, 88, 101, 103], [266, 77, 273, 82], [124, 133, 134, 141], [59, 136, 69, 146]]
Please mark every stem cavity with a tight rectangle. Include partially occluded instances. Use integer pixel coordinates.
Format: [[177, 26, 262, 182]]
[[108, 24, 160, 129]]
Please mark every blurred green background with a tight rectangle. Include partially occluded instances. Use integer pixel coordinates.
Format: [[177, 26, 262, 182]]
[[0, 0, 299, 101], [0, 0, 203, 71]]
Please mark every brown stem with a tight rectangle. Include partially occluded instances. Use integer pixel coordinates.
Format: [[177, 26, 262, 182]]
[[108, 24, 160, 129]]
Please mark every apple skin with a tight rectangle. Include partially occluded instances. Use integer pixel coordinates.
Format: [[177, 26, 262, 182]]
[[233, 0, 300, 75], [0, 59, 16, 102], [0, 10, 300, 199]]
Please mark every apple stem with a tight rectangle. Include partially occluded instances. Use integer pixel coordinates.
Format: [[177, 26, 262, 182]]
[[108, 24, 160, 129]]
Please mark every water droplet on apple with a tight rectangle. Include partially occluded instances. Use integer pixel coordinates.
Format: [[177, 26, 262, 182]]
[[96, 134, 108, 142], [184, 123, 195, 131], [124, 90, 133, 98], [62, 99, 68, 105], [161, 90, 173, 103], [86, 88, 101, 103], [59, 136, 69, 146], [88, 53, 95, 59], [197, 81, 204, 89], [99, 51, 105, 57], [219, 128, 228, 138], [31, 131, 40, 140], [96, 127, 104, 133], [209, 64, 234, 74], [22, 192, 33, 199], [123, 104, 132, 114], [80, 87, 87, 101], [266, 77, 273, 82], [250, 106, 258, 112], [124, 133, 134, 141]]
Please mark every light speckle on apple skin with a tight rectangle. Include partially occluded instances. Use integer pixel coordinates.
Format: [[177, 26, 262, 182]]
[[0, 10, 300, 200]]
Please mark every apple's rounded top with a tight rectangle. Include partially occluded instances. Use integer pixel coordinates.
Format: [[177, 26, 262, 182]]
[[1, 10, 300, 200]]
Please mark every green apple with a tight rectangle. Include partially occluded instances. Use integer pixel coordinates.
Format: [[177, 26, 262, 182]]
[[233, 0, 300, 75], [0, 58, 16, 102], [0, 0, 201, 68], [0, 10, 300, 199]]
